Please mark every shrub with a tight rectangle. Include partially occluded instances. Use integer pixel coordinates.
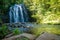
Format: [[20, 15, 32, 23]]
[[0, 24, 9, 39], [12, 28, 23, 35], [16, 37, 29, 40]]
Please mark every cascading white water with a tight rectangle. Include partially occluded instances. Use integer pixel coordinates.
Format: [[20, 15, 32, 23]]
[[9, 4, 28, 23], [19, 4, 24, 22]]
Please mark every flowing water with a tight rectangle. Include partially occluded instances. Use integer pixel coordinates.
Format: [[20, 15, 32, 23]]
[[9, 4, 28, 23]]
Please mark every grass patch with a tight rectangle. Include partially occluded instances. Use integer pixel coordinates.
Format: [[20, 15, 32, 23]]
[[30, 24, 60, 36]]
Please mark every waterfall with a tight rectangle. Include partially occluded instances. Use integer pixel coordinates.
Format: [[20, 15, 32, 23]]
[[9, 4, 28, 23]]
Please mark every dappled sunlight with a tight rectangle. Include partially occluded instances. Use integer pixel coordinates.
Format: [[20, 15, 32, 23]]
[[42, 14, 60, 24], [0, 0, 60, 40]]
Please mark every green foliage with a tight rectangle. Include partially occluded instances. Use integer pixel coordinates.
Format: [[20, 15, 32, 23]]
[[20, 37, 29, 40], [0, 24, 9, 39], [30, 25, 60, 36], [12, 28, 23, 35], [10, 0, 23, 4], [0, 0, 60, 24], [24, 0, 60, 24], [0, 18, 2, 23], [0, 0, 23, 15], [0, 0, 24, 23], [16, 37, 29, 40]]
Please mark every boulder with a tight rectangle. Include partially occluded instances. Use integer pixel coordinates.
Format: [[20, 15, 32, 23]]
[[36, 32, 60, 40], [2, 33, 36, 40]]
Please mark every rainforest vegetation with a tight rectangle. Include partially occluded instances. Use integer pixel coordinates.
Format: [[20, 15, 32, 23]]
[[0, 0, 60, 24], [0, 0, 60, 40]]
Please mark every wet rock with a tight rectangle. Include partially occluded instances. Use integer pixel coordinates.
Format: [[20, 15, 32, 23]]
[[36, 32, 60, 40], [2, 33, 36, 40], [5, 23, 33, 32]]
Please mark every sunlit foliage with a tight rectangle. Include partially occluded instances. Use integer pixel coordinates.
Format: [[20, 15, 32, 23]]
[[30, 25, 60, 36], [24, 0, 60, 24], [0, 0, 60, 24]]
